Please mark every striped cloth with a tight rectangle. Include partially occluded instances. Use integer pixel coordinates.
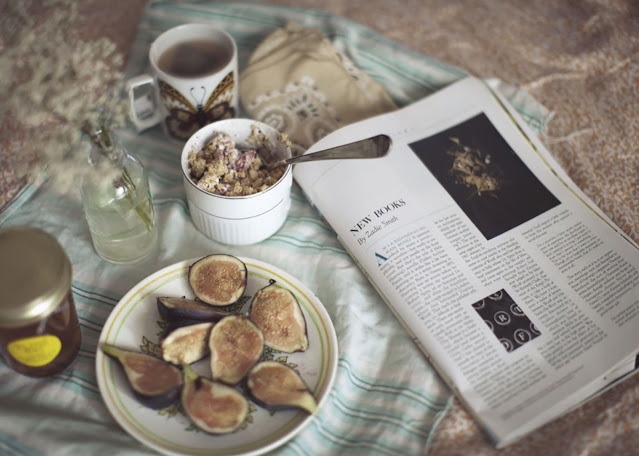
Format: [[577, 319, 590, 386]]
[[0, 2, 550, 455]]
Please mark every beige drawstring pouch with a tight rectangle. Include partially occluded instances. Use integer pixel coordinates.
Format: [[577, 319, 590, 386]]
[[240, 22, 396, 154]]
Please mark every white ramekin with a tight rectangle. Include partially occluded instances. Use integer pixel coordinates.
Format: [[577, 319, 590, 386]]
[[181, 119, 293, 245]]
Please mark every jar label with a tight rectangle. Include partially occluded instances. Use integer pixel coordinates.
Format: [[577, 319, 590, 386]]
[[8, 335, 62, 367]]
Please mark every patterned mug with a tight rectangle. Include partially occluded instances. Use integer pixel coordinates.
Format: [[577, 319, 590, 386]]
[[127, 23, 238, 141]]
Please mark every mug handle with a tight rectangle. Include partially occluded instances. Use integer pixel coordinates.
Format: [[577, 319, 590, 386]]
[[126, 75, 163, 132]]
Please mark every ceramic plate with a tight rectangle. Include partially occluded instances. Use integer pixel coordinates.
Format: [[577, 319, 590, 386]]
[[96, 257, 338, 456]]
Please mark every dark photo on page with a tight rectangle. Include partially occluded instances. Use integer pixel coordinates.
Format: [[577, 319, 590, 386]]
[[471, 289, 541, 352], [409, 113, 560, 240]]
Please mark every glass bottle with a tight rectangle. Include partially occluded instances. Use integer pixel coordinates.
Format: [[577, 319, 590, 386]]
[[81, 128, 157, 264]]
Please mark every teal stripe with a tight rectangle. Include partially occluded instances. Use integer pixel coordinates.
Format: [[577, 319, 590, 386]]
[[284, 213, 327, 226], [283, 214, 331, 230], [339, 358, 448, 408], [273, 233, 338, 249], [519, 111, 548, 132], [76, 349, 99, 360], [72, 282, 120, 305], [73, 291, 117, 310], [77, 317, 108, 334], [149, 176, 183, 192], [61, 367, 99, 389], [308, 406, 431, 455], [286, 439, 311, 456], [321, 374, 445, 445], [0, 364, 98, 400], [57, 366, 99, 392], [425, 396, 454, 451], [330, 395, 432, 438], [287, 200, 319, 213], [153, 198, 189, 211], [147, 167, 183, 185], [56, 378, 100, 399], [309, 414, 408, 456], [279, 216, 335, 235], [261, 239, 347, 257], [265, 234, 347, 255], [0, 432, 41, 456], [0, 183, 40, 226], [356, 50, 460, 95], [275, 231, 337, 248], [152, 195, 187, 205], [148, 2, 289, 27], [290, 189, 308, 203]]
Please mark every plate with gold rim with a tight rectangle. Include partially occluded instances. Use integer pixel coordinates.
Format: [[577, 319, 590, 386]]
[[96, 256, 338, 456]]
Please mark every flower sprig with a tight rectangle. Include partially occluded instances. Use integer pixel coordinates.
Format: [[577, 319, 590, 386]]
[[82, 119, 154, 233], [0, 0, 130, 194]]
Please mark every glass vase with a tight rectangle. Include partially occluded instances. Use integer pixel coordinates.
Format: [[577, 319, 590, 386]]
[[80, 132, 157, 264]]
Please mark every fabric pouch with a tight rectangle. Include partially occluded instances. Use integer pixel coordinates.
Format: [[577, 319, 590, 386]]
[[239, 22, 397, 153]]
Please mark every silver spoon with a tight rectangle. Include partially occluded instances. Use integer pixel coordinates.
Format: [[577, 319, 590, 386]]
[[264, 134, 392, 169]]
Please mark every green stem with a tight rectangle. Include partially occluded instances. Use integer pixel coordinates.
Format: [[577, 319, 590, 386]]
[[85, 121, 154, 233], [118, 167, 154, 233]]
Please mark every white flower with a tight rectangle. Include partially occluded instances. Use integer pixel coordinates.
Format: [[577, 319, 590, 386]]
[[0, 0, 129, 194]]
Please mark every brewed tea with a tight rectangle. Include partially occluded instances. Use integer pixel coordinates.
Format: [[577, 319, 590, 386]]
[[158, 39, 232, 78]]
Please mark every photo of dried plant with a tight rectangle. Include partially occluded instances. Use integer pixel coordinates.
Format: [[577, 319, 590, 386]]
[[446, 135, 502, 199], [409, 113, 560, 240]]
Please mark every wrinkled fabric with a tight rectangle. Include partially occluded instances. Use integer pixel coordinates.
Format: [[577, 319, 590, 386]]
[[2, 1, 635, 456]]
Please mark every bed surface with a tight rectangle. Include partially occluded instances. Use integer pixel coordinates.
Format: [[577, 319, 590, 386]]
[[1, 1, 637, 455]]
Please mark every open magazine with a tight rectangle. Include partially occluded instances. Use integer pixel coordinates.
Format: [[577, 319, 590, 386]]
[[293, 77, 639, 448]]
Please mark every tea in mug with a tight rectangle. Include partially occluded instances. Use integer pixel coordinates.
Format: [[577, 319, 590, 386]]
[[157, 39, 232, 78]]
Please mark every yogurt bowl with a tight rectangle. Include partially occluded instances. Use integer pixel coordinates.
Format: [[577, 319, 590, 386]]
[[181, 119, 293, 245]]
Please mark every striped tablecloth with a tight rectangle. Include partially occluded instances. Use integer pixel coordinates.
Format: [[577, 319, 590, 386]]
[[0, 2, 550, 455]]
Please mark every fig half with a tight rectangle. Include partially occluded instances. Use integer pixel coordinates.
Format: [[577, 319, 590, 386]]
[[101, 344, 183, 409], [249, 282, 308, 353], [181, 363, 248, 434], [157, 296, 232, 322], [161, 322, 214, 365], [246, 361, 317, 414], [188, 254, 247, 306], [209, 315, 264, 385]]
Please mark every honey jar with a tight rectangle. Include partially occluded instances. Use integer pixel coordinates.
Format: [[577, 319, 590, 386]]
[[0, 227, 82, 376]]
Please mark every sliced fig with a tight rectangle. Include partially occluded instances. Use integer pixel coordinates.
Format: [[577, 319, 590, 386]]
[[246, 361, 317, 414], [209, 315, 264, 385], [157, 296, 233, 322], [159, 318, 211, 339], [161, 322, 214, 365], [101, 344, 182, 409], [249, 282, 308, 353], [181, 363, 248, 434], [188, 254, 247, 306]]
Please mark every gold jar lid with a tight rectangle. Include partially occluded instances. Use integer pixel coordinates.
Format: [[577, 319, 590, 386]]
[[0, 227, 72, 328]]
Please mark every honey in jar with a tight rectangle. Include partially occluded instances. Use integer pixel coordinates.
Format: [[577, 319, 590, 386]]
[[0, 226, 82, 376]]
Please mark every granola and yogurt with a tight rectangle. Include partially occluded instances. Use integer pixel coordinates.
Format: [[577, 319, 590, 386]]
[[187, 131, 286, 197]]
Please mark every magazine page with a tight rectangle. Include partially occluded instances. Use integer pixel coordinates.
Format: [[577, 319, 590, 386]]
[[293, 77, 639, 447]]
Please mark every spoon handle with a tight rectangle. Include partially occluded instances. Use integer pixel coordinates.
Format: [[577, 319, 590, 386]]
[[269, 134, 392, 169]]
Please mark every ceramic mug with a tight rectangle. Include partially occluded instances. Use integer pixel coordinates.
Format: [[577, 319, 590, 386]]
[[127, 23, 238, 141]]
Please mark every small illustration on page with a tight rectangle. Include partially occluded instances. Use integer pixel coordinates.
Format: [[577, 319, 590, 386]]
[[409, 113, 560, 240], [471, 289, 540, 352], [447, 136, 501, 198]]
